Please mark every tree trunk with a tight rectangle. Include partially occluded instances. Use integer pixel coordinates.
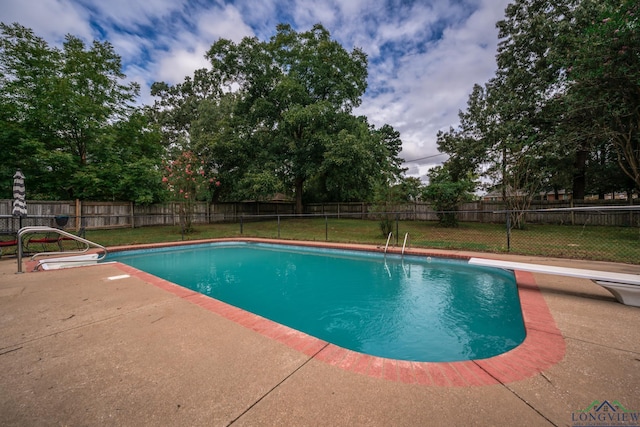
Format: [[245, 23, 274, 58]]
[[295, 177, 304, 215], [572, 149, 588, 200]]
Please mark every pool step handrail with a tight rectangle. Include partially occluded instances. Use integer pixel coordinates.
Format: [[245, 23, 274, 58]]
[[402, 233, 410, 256], [384, 232, 393, 254], [17, 226, 108, 273]]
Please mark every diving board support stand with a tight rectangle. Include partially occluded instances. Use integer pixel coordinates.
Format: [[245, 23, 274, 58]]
[[468, 257, 640, 307]]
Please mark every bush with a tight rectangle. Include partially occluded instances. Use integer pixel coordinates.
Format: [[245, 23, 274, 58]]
[[379, 216, 394, 236], [422, 166, 476, 228]]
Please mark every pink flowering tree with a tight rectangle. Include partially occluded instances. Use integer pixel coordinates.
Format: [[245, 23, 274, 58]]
[[163, 151, 218, 233]]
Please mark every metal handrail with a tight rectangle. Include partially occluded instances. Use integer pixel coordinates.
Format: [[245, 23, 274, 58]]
[[384, 232, 393, 254], [17, 226, 107, 273], [402, 232, 410, 256]]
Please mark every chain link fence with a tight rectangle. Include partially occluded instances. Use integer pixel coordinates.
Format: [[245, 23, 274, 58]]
[[222, 207, 639, 265], [1, 202, 638, 264]]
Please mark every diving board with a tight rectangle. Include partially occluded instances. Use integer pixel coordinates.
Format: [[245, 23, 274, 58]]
[[468, 257, 640, 308]]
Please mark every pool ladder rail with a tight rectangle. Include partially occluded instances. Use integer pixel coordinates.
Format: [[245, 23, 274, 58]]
[[384, 232, 393, 254], [384, 232, 410, 256], [16, 226, 108, 273], [402, 232, 410, 256]]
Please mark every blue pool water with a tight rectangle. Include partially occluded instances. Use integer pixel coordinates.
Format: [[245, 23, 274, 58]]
[[105, 242, 525, 362]]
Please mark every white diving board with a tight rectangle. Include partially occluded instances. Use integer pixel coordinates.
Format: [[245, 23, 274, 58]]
[[468, 257, 640, 308]]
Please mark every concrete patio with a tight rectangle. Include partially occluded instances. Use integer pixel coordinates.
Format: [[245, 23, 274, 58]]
[[1, 241, 639, 426]]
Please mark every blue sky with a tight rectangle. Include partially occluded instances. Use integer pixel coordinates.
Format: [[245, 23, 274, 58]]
[[2, 0, 511, 179]]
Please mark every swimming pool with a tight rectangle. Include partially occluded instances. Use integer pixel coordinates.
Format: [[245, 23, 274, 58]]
[[106, 242, 525, 362]]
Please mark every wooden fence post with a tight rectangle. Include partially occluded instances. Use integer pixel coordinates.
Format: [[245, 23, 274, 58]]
[[75, 199, 81, 231]]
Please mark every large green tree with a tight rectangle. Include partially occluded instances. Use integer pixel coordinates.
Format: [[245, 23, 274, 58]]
[[205, 23, 399, 212], [436, 0, 639, 211], [486, 0, 578, 214], [150, 68, 222, 152], [559, 0, 640, 190], [152, 23, 405, 210], [422, 165, 476, 227], [436, 0, 570, 217], [0, 23, 164, 202]]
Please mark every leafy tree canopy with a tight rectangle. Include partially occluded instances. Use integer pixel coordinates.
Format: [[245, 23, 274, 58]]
[[2, 22, 408, 207], [560, 0, 640, 189], [422, 165, 476, 227], [152, 23, 406, 211], [435, 0, 639, 212], [0, 23, 165, 203]]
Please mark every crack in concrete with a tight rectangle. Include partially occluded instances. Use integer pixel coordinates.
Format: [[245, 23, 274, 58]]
[[472, 360, 559, 426], [563, 334, 640, 356], [226, 342, 331, 426]]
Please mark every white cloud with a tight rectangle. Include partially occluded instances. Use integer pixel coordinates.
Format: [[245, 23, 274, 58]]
[[1, 0, 93, 42], [291, 0, 338, 28], [150, 3, 255, 85], [152, 47, 209, 85], [196, 4, 255, 43], [353, 0, 510, 178]]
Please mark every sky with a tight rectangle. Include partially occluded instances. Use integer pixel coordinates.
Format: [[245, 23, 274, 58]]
[[1, 0, 512, 180]]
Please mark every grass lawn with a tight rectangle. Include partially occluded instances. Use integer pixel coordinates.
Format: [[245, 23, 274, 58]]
[[78, 218, 640, 265]]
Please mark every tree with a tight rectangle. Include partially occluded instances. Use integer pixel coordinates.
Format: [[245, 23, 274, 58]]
[[0, 23, 61, 198], [71, 111, 166, 203], [422, 165, 476, 227], [150, 68, 222, 152], [305, 120, 405, 203], [435, 80, 547, 228], [560, 0, 640, 190], [0, 23, 161, 202], [491, 0, 578, 217], [204, 23, 377, 212], [395, 177, 424, 203], [586, 142, 637, 198], [433, 0, 639, 214], [150, 24, 405, 208], [436, 84, 494, 181], [436, 0, 585, 227], [162, 151, 216, 232]]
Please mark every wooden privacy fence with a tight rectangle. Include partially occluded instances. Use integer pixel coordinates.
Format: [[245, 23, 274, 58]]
[[0, 200, 298, 231], [0, 199, 637, 231], [305, 200, 638, 226]]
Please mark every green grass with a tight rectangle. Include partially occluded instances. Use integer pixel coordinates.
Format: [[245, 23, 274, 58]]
[[75, 218, 640, 265]]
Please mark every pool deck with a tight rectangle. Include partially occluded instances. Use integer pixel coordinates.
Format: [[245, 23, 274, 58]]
[[1, 238, 639, 426]]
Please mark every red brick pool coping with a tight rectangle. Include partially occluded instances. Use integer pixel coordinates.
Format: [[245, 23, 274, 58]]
[[108, 238, 566, 387]]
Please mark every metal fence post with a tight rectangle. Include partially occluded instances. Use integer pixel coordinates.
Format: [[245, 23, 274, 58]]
[[277, 215, 280, 238], [395, 214, 399, 245], [240, 215, 243, 234], [506, 210, 511, 252], [325, 215, 328, 241]]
